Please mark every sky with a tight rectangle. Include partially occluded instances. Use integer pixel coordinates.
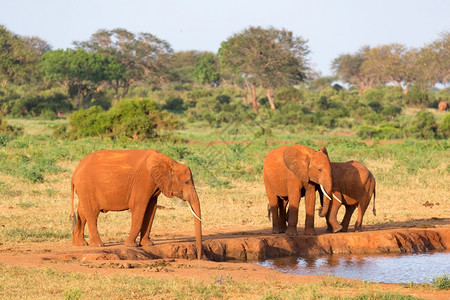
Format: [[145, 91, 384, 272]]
[[1, 0, 449, 76]]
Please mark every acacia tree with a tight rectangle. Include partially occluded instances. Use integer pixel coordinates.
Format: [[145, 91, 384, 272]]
[[74, 28, 173, 102], [415, 31, 450, 88], [332, 46, 378, 95], [362, 44, 416, 94], [219, 26, 309, 112]]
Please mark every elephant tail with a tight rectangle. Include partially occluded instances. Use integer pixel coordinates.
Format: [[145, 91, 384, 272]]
[[267, 204, 272, 220], [70, 181, 77, 231]]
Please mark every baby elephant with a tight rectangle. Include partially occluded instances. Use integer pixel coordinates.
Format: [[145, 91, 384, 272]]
[[318, 146, 376, 233]]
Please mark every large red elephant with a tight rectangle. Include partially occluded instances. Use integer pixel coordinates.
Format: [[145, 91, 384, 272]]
[[263, 144, 337, 236], [71, 149, 202, 259]]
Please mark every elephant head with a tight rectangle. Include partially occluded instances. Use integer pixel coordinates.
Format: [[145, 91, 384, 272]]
[[283, 144, 333, 217], [148, 153, 202, 259]]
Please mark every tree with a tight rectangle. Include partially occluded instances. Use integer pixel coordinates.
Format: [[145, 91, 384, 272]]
[[219, 26, 310, 112], [41, 49, 113, 107], [166, 50, 205, 83], [415, 31, 450, 88], [74, 28, 173, 102], [0, 25, 39, 85], [362, 44, 415, 94], [332, 47, 377, 95], [193, 53, 220, 86]]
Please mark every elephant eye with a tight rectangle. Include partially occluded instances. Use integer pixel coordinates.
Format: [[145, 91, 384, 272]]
[[184, 180, 189, 184]]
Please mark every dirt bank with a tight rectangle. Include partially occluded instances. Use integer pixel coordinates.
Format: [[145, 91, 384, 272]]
[[1, 225, 449, 299], [45, 227, 449, 262]]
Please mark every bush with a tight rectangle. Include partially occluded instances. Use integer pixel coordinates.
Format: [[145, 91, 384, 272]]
[[162, 97, 186, 112], [408, 110, 438, 139], [357, 123, 402, 139], [438, 113, 450, 138], [61, 98, 179, 140]]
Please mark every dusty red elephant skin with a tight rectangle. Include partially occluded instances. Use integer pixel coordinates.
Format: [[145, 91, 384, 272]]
[[263, 144, 334, 236], [71, 149, 202, 259]]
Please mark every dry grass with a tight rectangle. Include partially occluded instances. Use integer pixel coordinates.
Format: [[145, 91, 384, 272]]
[[1, 152, 448, 245]]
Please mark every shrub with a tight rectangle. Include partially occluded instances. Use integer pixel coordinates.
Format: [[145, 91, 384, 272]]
[[432, 273, 450, 290], [162, 97, 186, 112], [408, 110, 438, 139], [438, 113, 450, 138], [61, 98, 179, 140], [357, 123, 402, 139]]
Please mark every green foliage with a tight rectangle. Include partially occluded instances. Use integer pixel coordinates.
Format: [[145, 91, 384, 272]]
[[408, 110, 438, 139], [439, 113, 450, 138], [0, 114, 23, 142], [405, 86, 435, 107], [192, 53, 220, 85], [61, 98, 179, 140], [432, 273, 450, 290], [9, 87, 71, 117], [162, 96, 186, 112]]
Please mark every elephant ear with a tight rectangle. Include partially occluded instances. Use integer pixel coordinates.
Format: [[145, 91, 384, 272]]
[[148, 153, 174, 198], [283, 145, 310, 184], [318, 146, 329, 157]]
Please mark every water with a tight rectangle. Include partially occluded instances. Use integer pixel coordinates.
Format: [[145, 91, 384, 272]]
[[256, 252, 450, 284]]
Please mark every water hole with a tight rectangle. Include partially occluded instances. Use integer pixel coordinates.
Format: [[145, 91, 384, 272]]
[[255, 251, 450, 284]]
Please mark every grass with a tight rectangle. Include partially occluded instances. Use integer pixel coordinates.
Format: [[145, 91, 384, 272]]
[[0, 119, 449, 298], [0, 264, 425, 299]]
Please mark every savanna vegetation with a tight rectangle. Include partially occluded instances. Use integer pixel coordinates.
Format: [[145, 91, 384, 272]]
[[0, 24, 449, 298]]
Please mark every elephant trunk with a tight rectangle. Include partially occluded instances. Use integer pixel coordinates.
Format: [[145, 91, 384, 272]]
[[319, 184, 332, 217], [188, 194, 202, 260]]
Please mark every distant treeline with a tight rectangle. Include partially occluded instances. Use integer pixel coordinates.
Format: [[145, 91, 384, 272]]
[[0, 25, 449, 140]]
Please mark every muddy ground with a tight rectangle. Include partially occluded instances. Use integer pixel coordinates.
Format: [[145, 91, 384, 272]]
[[1, 221, 449, 299]]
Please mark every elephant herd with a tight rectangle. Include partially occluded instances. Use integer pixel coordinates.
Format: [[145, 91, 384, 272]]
[[71, 144, 376, 259]]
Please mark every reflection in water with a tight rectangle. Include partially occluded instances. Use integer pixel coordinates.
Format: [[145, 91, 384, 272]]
[[256, 252, 450, 284]]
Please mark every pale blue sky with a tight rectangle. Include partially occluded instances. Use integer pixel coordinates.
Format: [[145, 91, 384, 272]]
[[2, 0, 449, 76]]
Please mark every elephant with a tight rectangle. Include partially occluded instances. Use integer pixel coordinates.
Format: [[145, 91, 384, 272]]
[[318, 146, 376, 233], [70, 149, 202, 259], [263, 144, 338, 236], [438, 101, 449, 112]]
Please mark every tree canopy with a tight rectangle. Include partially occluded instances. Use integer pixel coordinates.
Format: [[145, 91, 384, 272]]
[[219, 26, 310, 112]]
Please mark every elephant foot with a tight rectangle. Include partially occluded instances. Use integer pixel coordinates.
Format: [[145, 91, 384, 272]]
[[140, 238, 154, 247], [272, 227, 286, 234], [285, 227, 298, 236], [89, 241, 105, 247], [332, 224, 343, 233], [303, 228, 317, 236], [124, 240, 140, 247], [72, 239, 88, 246]]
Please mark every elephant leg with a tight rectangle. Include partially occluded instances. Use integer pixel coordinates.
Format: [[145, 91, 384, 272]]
[[72, 211, 88, 246], [325, 209, 333, 233], [303, 184, 317, 235], [341, 205, 356, 232], [140, 197, 158, 246], [278, 197, 288, 233], [266, 185, 284, 234], [286, 188, 301, 236], [327, 199, 343, 233], [125, 201, 148, 247], [355, 200, 369, 232], [85, 209, 103, 247]]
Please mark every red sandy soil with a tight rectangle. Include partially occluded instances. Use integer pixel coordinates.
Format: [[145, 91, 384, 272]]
[[1, 223, 449, 299]]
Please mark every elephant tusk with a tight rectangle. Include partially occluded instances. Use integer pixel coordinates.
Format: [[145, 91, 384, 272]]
[[320, 185, 332, 201], [188, 202, 202, 222], [333, 194, 342, 204]]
